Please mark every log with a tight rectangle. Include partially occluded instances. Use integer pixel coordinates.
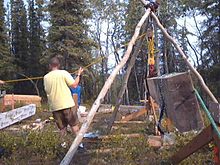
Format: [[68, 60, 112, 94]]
[[100, 133, 142, 140], [83, 148, 124, 154], [97, 104, 146, 114], [121, 108, 147, 122], [114, 121, 146, 124], [0, 104, 36, 129], [60, 9, 151, 165], [3, 94, 41, 108], [82, 133, 142, 143]]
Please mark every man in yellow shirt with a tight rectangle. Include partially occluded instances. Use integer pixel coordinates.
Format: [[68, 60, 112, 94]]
[[44, 57, 83, 147]]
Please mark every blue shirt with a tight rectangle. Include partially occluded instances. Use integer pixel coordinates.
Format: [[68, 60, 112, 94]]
[[70, 85, 81, 105]]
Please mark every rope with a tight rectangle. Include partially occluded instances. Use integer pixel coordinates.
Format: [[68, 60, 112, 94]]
[[4, 56, 105, 84], [4, 32, 148, 84], [194, 89, 220, 139]]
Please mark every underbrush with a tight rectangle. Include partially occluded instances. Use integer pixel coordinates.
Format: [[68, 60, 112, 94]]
[[0, 106, 215, 165], [0, 125, 64, 164]]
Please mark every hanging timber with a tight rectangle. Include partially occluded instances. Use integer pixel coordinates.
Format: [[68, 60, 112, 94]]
[[147, 72, 204, 132]]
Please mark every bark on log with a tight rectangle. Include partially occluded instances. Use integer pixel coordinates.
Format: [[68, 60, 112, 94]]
[[150, 12, 218, 104], [60, 9, 151, 165]]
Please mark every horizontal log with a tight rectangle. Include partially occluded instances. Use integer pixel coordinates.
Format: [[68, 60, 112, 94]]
[[4, 94, 41, 107], [78, 148, 124, 155], [98, 104, 146, 114], [121, 108, 147, 122], [114, 121, 146, 124], [83, 134, 166, 148]]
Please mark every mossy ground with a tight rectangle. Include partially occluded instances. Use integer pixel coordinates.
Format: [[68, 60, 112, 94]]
[[0, 104, 215, 165]]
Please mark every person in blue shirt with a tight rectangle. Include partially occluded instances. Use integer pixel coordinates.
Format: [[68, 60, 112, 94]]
[[70, 85, 82, 106]]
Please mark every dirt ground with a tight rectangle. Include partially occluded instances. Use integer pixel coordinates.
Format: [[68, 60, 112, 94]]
[[0, 105, 215, 165]]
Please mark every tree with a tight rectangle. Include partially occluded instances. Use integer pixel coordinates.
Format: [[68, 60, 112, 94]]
[[125, 0, 147, 103], [28, 0, 45, 77], [11, 0, 29, 72], [198, 1, 220, 99], [0, 0, 14, 82], [89, 0, 127, 103], [10, 0, 30, 93], [179, 0, 220, 99], [46, 0, 94, 69], [46, 0, 96, 101]]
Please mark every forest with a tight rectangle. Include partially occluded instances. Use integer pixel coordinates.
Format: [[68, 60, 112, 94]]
[[0, 0, 219, 164], [0, 0, 219, 103]]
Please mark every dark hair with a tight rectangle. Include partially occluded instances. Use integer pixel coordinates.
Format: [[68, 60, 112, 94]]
[[49, 57, 60, 68]]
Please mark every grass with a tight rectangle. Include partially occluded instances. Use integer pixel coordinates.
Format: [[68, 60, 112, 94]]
[[0, 104, 215, 165]]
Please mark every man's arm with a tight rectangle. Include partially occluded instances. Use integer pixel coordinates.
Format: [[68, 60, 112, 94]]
[[70, 67, 84, 88]]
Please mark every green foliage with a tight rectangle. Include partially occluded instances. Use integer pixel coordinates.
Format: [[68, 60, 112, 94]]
[[0, 126, 60, 163], [28, 0, 45, 77], [11, 0, 29, 72], [46, 0, 95, 70], [0, 0, 14, 82], [24, 128, 60, 158]]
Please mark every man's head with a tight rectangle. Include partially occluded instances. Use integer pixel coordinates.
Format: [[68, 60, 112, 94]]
[[49, 57, 60, 70]]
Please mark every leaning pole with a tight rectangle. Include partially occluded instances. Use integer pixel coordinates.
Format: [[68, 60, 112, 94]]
[[60, 8, 151, 165], [150, 12, 218, 103]]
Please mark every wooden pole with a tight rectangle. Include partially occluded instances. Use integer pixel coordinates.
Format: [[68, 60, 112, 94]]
[[150, 12, 218, 103], [149, 10, 220, 164], [60, 9, 151, 165], [170, 125, 213, 164], [106, 20, 149, 134]]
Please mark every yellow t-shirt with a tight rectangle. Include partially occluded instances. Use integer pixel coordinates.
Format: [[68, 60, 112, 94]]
[[44, 70, 75, 111]]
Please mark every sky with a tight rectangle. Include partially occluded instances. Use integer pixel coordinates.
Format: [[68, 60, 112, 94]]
[[3, 0, 204, 68]]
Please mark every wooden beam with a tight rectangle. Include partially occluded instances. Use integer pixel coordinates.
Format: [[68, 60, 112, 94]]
[[97, 105, 146, 114], [83, 133, 142, 143], [213, 125, 220, 149], [60, 9, 152, 165], [121, 108, 147, 122], [170, 125, 213, 164], [114, 121, 146, 124]]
